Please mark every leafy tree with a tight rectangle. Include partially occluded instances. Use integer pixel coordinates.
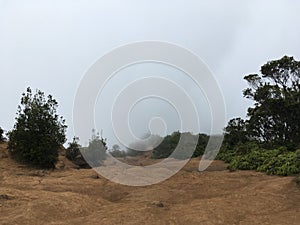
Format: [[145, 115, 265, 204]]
[[152, 131, 206, 159], [8, 88, 67, 168], [217, 56, 300, 175], [110, 144, 127, 158], [80, 129, 107, 167], [243, 56, 300, 149], [192, 133, 209, 157], [172, 132, 199, 159], [223, 118, 249, 149], [65, 132, 108, 168], [126, 134, 162, 156], [152, 131, 180, 159]]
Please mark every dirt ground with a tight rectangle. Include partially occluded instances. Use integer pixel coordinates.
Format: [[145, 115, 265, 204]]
[[0, 142, 299, 225]]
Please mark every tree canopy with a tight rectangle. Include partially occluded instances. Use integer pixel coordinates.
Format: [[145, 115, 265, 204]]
[[225, 56, 300, 150], [243, 56, 300, 148], [8, 88, 67, 168], [217, 56, 300, 176]]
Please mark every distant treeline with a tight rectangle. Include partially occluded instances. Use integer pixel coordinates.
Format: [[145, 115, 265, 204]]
[[110, 132, 209, 160]]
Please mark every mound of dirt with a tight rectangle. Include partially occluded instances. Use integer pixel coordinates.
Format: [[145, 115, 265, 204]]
[[0, 142, 299, 225]]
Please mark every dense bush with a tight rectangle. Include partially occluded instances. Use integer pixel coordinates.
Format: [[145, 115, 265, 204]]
[[223, 118, 249, 149], [109, 144, 126, 157], [66, 134, 108, 169], [151, 132, 208, 160], [126, 134, 162, 157], [225, 147, 300, 176], [80, 131, 107, 167], [216, 142, 258, 163], [110, 149, 126, 158], [66, 137, 81, 161], [257, 150, 300, 175], [216, 148, 239, 163], [192, 134, 209, 157], [151, 132, 180, 159], [8, 88, 67, 168]]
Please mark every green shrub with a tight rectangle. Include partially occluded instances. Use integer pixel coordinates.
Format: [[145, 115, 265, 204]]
[[216, 150, 235, 163], [80, 132, 107, 167], [152, 132, 180, 159], [8, 88, 67, 168], [192, 134, 209, 157], [109, 144, 126, 157], [152, 132, 207, 159], [226, 147, 300, 176], [233, 142, 260, 154], [257, 150, 300, 175], [66, 137, 81, 161], [110, 149, 126, 158]]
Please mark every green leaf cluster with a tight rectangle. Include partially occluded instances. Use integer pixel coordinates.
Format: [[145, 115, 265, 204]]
[[8, 88, 67, 168]]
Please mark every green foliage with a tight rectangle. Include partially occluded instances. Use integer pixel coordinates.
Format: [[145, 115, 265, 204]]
[[110, 150, 126, 158], [66, 136, 81, 161], [225, 147, 300, 176], [0, 127, 4, 142], [216, 142, 260, 163], [257, 149, 300, 175], [126, 134, 163, 157], [80, 130, 107, 167], [151, 131, 180, 159], [8, 88, 67, 168], [224, 118, 249, 149], [227, 150, 277, 170], [66, 135, 106, 169], [192, 134, 209, 157], [233, 142, 260, 154], [216, 147, 239, 163], [110, 144, 126, 158], [172, 132, 200, 159], [243, 56, 300, 148], [152, 132, 208, 159], [218, 56, 300, 176]]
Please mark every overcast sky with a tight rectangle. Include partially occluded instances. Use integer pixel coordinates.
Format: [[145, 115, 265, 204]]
[[0, 0, 299, 148]]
